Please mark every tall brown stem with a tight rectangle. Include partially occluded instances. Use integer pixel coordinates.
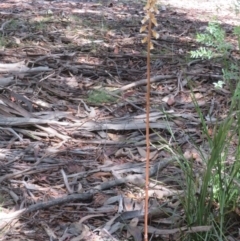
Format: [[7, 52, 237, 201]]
[[144, 18, 152, 241]]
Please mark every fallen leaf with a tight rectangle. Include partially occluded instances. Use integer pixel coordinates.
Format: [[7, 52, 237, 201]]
[[70, 224, 90, 241], [184, 150, 192, 160], [167, 95, 175, 106], [114, 46, 119, 54], [87, 172, 112, 182], [124, 197, 134, 211], [136, 147, 146, 158], [137, 147, 158, 160], [127, 218, 142, 241], [40, 222, 57, 239]]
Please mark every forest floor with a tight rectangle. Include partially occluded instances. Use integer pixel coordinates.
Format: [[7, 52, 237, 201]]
[[0, 0, 239, 240]]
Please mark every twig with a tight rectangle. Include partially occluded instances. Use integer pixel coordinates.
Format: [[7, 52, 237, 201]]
[[0, 20, 12, 36], [0, 127, 23, 141], [61, 169, 74, 194], [107, 91, 146, 112], [0, 168, 34, 184], [0, 193, 93, 230], [118, 75, 175, 92], [93, 157, 176, 190]]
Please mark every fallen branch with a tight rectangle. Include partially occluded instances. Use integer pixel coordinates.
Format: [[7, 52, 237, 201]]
[[0, 193, 93, 230], [76, 119, 176, 131], [118, 75, 175, 92], [0, 76, 15, 87], [94, 157, 177, 191], [0, 61, 51, 73]]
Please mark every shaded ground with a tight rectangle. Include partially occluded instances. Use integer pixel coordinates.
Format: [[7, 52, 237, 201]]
[[0, 0, 239, 240]]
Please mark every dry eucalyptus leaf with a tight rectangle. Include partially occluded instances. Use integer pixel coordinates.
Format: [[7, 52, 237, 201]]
[[130, 217, 139, 227], [127, 218, 142, 241], [124, 197, 134, 211], [136, 147, 146, 158], [167, 95, 175, 106], [137, 147, 158, 160], [115, 148, 134, 158], [70, 224, 90, 241]]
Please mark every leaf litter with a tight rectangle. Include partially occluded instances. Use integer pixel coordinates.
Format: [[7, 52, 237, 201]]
[[0, 0, 239, 240]]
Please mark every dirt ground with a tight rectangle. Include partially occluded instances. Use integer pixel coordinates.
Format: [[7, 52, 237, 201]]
[[161, 0, 240, 24], [0, 0, 239, 240]]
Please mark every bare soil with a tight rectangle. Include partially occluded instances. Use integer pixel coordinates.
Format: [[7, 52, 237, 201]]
[[0, 0, 239, 240]]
